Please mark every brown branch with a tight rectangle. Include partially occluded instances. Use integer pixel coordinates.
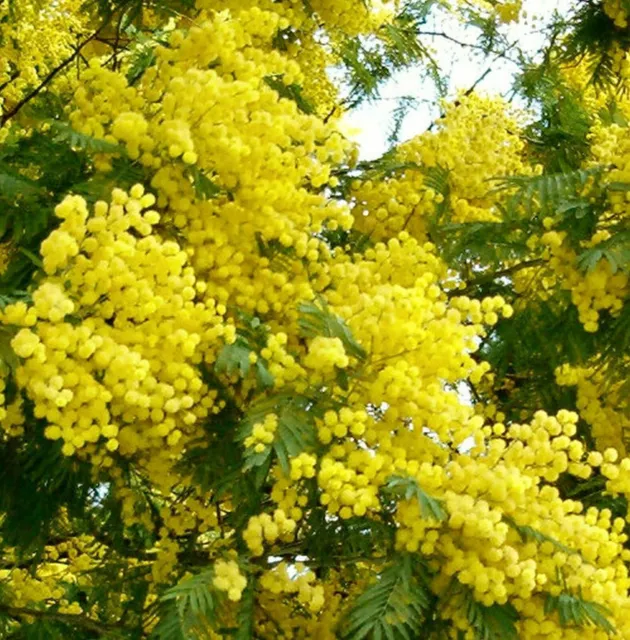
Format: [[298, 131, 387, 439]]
[[95, 36, 132, 48], [0, 70, 20, 95], [450, 258, 546, 297], [0, 604, 125, 637], [0, 26, 104, 128], [417, 30, 492, 52], [111, 9, 127, 72]]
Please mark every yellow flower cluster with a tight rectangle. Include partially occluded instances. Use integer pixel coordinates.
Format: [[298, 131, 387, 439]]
[[4, 2, 630, 637], [257, 570, 348, 639], [2, 532, 106, 612], [1, 188, 223, 466], [318, 451, 382, 519], [243, 509, 297, 557], [66, 8, 359, 338], [6, 567, 67, 607], [150, 537, 181, 585], [212, 559, 247, 601], [351, 93, 531, 241], [0, 242, 12, 274], [495, 1, 522, 23], [556, 362, 630, 456], [260, 561, 325, 613], [318, 408, 368, 444], [603, 0, 629, 28], [270, 466, 310, 521], [244, 413, 279, 452], [261, 333, 307, 390], [540, 230, 627, 332], [303, 336, 349, 374], [457, 0, 522, 24], [289, 452, 317, 481], [390, 410, 630, 636], [307, 0, 398, 35]]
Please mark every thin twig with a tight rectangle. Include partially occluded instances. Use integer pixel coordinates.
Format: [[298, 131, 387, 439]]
[[0, 604, 126, 637], [0, 26, 104, 127], [417, 30, 492, 52], [451, 259, 546, 296]]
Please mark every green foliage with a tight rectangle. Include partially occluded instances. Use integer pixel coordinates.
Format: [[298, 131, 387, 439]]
[[544, 591, 616, 635], [215, 341, 272, 391], [152, 570, 220, 640], [515, 61, 593, 171], [236, 391, 321, 475], [234, 581, 256, 640], [335, 0, 446, 107], [435, 221, 530, 276], [502, 515, 577, 556], [387, 95, 419, 146], [340, 554, 432, 640], [0, 414, 93, 551], [478, 295, 596, 421], [559, 0, 630, 89], [298, 300, 367, 362], [305, 512, 396, 571], [215, 339, 254, 379], [127, 47, 157, 86], [576, 230, 630, 274], [264, 75, 315, 115], [445, 583, 519, 640], [215, 310, 274, 389], [255, 232, 297, 271], [185, 166, 221, 201], [383, 475, 447, 522], [492, 167, 600, 219], [1, 1, 630, 639], [46, 121, 121, 154]]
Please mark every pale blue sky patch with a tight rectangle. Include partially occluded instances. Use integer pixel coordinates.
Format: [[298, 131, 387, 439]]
[[348, 0, 575, 159]]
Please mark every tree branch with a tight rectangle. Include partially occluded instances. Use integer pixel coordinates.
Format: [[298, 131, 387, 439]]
[[450, 259, 545, 296], [0, 70, 20, 95], [417, 30, 491, 52], [0, 604, 125, 637], [0, 26, 104, 128]]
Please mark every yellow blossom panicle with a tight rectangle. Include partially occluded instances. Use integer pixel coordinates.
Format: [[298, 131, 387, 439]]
[[212, 559, 247, 602], [2, 1, 630, 639]]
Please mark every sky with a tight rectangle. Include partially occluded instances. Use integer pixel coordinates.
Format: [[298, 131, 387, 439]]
[[350, 0, 575, 160]]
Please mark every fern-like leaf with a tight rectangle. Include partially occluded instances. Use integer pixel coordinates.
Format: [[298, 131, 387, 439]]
[[544, 591, 616, 635], [186, 166, 221, 201], [298, 300, 367, 362], [234, 580, 256, 640], [48, 121, 120, 154], [576, 231, 630, 274], [492, 167, 601, 218], [152, 570, 219, 640], [341, 554, 432, 640], [446, 584, 519, 640], [264, 75, 315, 115], [383, 475, 447, 522], [236, 392, 319, 475], [502, 515, 577, 555]]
